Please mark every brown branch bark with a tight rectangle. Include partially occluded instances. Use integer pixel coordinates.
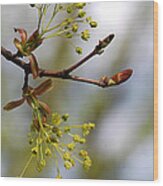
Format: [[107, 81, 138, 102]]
[[64, 50, 96, 74], [1, 46, 26, 69], [64, 34, 115, 74], [68, 75, 107, 88], [1, 46, 109, 88]]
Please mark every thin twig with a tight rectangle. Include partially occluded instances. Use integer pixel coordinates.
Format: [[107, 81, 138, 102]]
[[1, 46, 109, 88], [1, 34, 115, 88], [23, 71, 29, 89], [68, 75, 107, 87], [1, 46, 26, 69], [45, 4, 58, 31], [40, 71, 107, 88], [37, 5, 44, 31], [63, 33, 115, 74], [64, 50, 96, 74]]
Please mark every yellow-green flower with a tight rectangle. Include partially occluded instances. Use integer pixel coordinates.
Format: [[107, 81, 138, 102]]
[[52, 113, 62, 126], [67, 142, 76, 151], [78, 10, 86, 18], [74, 3, 86, 9], [64, 161, 72, 170], [72, 23, 79, 32], [81, 30, 90, 41], [63, 152, 71, 160], [75, 47, 83, 54], [79, 150, 88, 158], [90, 21, 98, 28]]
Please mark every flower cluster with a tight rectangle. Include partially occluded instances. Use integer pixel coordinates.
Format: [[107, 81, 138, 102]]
[[12, 3, 98, 79], [3, 78, 95, 178], [13, 3, 98, 79], [28, 111, 95, 178], [28, 3, 98, 55]]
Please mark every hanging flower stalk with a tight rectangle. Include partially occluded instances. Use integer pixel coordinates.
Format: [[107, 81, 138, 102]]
[[3, 78, 95, 178]]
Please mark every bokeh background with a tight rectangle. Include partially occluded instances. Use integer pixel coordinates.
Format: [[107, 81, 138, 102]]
[[1, 2, 154, 180]]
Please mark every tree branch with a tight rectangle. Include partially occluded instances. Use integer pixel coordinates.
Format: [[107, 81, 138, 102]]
[[1, 33, 115, 73], [23, 69, 30, 89], [1, 34, 123, 88], [67, 75, 108, 88], [1, 43, 133, 89], [1, 46, 26, 70], [1, 46, 107, 88], [39, 70, 108, 88], [64, 50, 96, 74], [64, 34, 115, 74]]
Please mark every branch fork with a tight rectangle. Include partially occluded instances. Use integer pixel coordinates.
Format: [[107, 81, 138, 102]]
[[1, 34, 133, 89]]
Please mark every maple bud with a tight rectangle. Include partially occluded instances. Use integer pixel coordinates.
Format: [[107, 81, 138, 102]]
[[108, 69, 133, 86], [14, 28, 27, 45], [96, 34, 115, 55]]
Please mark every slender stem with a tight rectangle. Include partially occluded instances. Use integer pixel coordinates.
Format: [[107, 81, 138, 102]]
[[37, 5, 44, 31], [40, 71, 107, 87], [45, 27, 72, 39], [44, 22, 64, 34], [73, 155, 83, 164], [45, 4, 58, 31], [67, 132, 74, 137], [69, 75, 105, 87], [23, 71, 29, 89], [1, 46, 26, 69], [53, 144, 63, 159], [39, 138, 44, 161], [53, 150, 60, 176], [63, 34, 115, 74], [36, 108, 50, 140], [45, 16, 78, 34], [36, 135, 40, 162], [19, 155, 33, 177], [64, 50, 96, 74], [41, 5, 48, 32], [61, 125, 83, 129]]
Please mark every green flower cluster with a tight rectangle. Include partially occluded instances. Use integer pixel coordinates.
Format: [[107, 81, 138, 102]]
[[4, 79, 96, 178], [29, 3, 98, 55], [28, 110, 95, 178]]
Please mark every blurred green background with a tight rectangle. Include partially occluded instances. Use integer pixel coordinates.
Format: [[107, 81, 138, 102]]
[[1, 2, 154, 180]]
